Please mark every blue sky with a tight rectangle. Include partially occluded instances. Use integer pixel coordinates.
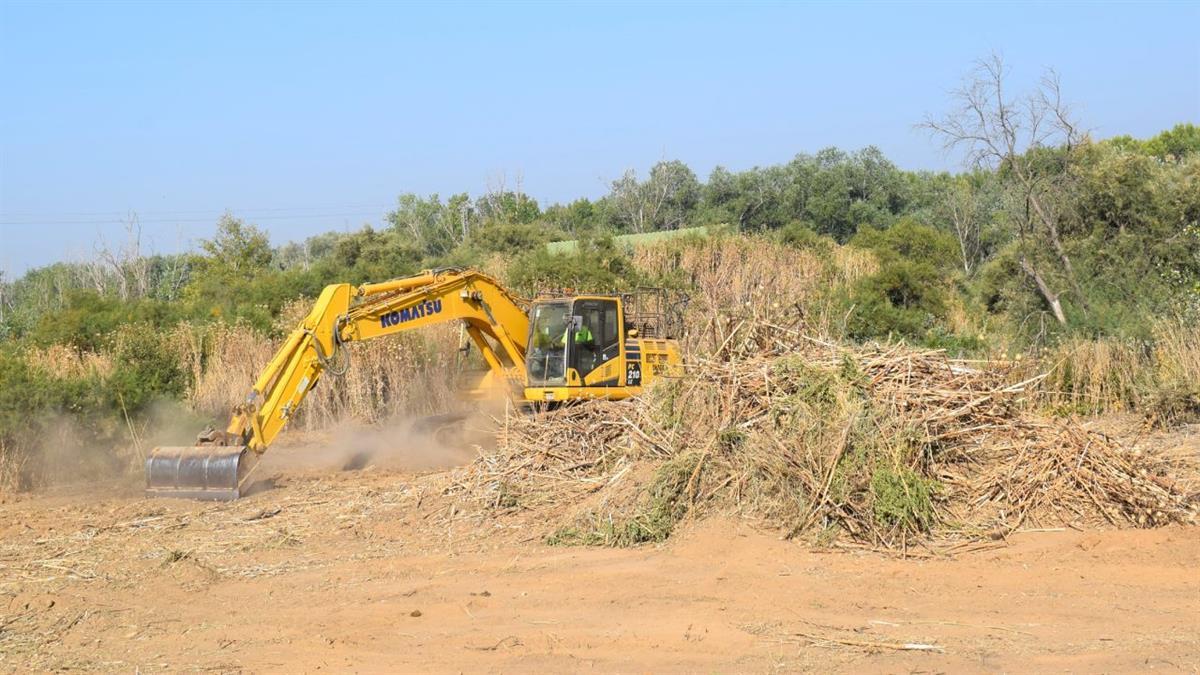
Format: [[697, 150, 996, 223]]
[[1, 1, 1197, 275]]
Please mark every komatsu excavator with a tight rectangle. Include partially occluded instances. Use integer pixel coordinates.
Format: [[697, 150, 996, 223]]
[[146, 268, 683, 500]]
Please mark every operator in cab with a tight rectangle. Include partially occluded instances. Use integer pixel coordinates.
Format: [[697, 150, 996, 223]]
[[527, 303, 594, 383], [528, 304, 569, 382]]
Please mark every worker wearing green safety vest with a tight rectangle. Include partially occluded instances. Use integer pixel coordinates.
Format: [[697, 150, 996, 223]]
[[537, 320, 593, 347], [574, 322, 593, 345], [532, 319, 593, 349]]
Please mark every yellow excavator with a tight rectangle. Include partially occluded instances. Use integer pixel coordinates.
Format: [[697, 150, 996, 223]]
[[146, 267, 683, 500]]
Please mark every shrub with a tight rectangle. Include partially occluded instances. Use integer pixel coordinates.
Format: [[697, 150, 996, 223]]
[[870, 465, 937, 533], [846, 259, 949, 340], [850, 218, 959, 270], [507, 231, 638, 295], [778, 221, 835, 252], [105, 324, 191, 413]]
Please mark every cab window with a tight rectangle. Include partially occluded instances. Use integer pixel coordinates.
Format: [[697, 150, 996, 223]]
[[526, 301, 571, 385], [571, 299, 620, 380]]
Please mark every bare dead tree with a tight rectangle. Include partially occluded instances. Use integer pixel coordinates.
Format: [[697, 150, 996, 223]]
[[940, 174, 998, 277], [153, 224, 190, 301], [480, 171, 508, 224], [946, 178, 983, 276], [609, 169, 652, 233], [922, 54, 1088, 325], [92, 213, 150, 301], [123, 213, 150, 299], [94, 231, 122, 300], [81, 247, 111, 296]]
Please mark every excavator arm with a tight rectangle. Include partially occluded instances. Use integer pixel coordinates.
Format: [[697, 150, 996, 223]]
[[146, 268, 530, 499]]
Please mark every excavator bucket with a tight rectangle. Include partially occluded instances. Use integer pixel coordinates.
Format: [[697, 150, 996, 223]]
[[145, 446, 255, 501]]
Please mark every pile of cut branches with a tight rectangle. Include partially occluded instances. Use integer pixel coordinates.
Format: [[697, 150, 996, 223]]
[[458, 341, 1198, 548]]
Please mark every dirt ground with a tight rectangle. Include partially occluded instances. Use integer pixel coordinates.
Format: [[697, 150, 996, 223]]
[[2, 437, 1199, 673]]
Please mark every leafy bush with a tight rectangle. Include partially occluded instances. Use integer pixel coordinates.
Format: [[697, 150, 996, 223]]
[[30, 291, 186, 351], [105, 324, 191, 412], [777, 221, 835, 252], [850, 218, 959, 269], [468, 220, 561, 257], [870, 465, 937, 533], [842, 219, 966, 343], [507, 231, 639, 295], [846, 259, 949, 341]]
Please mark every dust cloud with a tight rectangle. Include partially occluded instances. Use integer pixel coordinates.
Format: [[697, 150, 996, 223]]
[[260, 407, 502, 476], [4, 396, 503, 498], [4, 399, 209, 496]]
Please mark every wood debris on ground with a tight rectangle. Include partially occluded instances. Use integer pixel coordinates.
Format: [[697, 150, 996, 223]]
[[457, 339, 1199, 547]]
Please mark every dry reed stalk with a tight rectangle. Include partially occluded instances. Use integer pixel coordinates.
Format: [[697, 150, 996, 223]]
[[1034, 336, 1147, 414], [1153, 316, 1200, 385], [186, 323, 275, 417], [186, 320, 468, 431], [1027, 317, 1200, 424], [297, 324, 464, 430], [634, 236, 874, 353], [21, 344, 114, 380]]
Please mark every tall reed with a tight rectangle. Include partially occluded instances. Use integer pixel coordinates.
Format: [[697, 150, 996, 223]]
[[1033, 317, 1200, 423], [634, 235, 876, 355]]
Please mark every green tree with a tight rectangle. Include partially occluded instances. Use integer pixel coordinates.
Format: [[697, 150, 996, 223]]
[[476, 190, 541, 224], [607, 160, 700, 233], [387, 193, 460, 257], [702, 165, 791, 231], [199, 213, 272, 274], [1143, 123, 1200, 160]]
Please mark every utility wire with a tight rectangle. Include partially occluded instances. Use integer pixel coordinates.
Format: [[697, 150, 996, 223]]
[[0, 210, 389, 226], [0, 203, 394, 226], [0, 203, 393, 218]]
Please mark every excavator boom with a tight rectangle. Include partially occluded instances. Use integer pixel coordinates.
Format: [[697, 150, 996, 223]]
[[147, 268, 530, 500]]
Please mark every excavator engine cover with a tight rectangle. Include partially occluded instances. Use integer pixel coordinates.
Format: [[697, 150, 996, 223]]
[[145, 446, 253, 501]]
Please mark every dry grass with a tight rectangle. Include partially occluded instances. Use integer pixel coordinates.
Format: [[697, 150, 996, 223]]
[[21, 344, 115, 380], [1033, 317, 1200, 424], [634, 236, 876, 355], [1035, 336, 1148, 414], [186, 315, 467, 432], [0, 438, 30, 492], [183, 322, 273, 418], [1148, 316, 1200, 423]]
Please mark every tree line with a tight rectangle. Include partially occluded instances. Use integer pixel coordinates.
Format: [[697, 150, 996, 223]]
[[2, 59, 1197, 351]]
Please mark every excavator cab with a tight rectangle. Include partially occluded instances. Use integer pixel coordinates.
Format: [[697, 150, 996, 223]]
[[524, 295, 671, 402]]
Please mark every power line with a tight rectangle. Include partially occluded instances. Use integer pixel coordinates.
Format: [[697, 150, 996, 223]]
[[0, 203, 393, 219], [0, 210, 389, 226]]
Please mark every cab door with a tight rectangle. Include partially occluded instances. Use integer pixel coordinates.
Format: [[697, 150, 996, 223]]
[[569, 298, 621, 387]]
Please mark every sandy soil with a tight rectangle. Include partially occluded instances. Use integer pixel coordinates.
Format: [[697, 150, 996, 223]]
[[2, 431, 1198, 673]]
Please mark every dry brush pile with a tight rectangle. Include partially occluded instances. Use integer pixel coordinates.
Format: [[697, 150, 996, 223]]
[[455, 339, 1199, 549]]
